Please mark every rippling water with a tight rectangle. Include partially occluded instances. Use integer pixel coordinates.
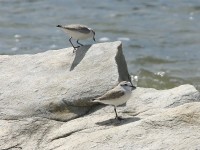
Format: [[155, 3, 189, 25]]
[[1, 0, 200, 90]]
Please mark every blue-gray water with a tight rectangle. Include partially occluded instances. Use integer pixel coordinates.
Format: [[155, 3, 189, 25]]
[[1, 0, 200, 90]]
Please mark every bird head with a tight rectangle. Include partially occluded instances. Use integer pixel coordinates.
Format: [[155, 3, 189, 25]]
[[120, 81, 136, 91]]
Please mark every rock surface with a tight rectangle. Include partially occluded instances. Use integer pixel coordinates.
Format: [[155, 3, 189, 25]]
[[0, 41, 129, 121], [0, 84, 200, 150], [1, 42, 200, 150]]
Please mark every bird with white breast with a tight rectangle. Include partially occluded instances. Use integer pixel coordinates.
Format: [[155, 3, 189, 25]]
[[57, 24, 96, 52], [92, 81, 136, 120]]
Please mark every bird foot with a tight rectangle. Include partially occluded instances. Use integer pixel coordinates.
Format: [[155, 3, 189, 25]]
[[115, 116, 124, 121], [73, 46, 80, 53]]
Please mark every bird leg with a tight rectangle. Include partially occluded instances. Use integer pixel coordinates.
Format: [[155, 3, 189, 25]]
[[69, 37, 80, 52], [114, 106, 123, 120], [77, 40, 84, 46]]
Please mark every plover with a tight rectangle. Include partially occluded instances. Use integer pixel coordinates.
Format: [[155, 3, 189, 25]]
[[92, 81, 136, 120], [56, 24, 95, 51]]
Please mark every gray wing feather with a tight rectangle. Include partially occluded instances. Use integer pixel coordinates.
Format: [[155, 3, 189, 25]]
[[98, 90, 125, 100], [64, 24, 90, 34]]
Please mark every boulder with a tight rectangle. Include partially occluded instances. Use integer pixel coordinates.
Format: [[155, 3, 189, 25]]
[[0, 41, 130, 121], [0, 84, 199, 150], [1, 41, 200, 150]]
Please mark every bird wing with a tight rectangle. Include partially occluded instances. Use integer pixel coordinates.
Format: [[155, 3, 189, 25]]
[[64, 24, 90, 34], [97, 89, 125, 101]]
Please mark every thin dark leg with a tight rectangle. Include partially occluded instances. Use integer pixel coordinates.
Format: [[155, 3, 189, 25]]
[[77, 40, 84, 46], [114, 106, 118, 119], [69, 37, 80, 51], [114, 106, 123, 120]]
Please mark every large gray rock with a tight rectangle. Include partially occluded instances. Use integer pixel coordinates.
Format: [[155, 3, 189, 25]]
[[1, 42, 200, 150], [1, 83, 200, 149], [0, 41, 130, 121]]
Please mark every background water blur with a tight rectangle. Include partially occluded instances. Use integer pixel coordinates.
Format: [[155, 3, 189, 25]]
[[0, 0, 200, 91]]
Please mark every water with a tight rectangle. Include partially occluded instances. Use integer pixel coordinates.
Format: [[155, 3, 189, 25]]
[[0, 0, 200, 90]]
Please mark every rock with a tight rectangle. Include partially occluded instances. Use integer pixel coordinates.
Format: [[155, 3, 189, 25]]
[[1, 83, 200, 149], [0, 41, 130, 121], [45, 85, 200, 150], [125, 84, 200, 118], [1, 42, 200, 150]]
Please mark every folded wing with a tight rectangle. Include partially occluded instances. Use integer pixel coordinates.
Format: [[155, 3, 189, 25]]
[[64, 24, 90, 34], [97, 89, 125, 101]]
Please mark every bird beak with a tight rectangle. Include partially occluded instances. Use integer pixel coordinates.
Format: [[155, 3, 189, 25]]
[[91, 30, 96, 42], [131, 85, 136, 90]]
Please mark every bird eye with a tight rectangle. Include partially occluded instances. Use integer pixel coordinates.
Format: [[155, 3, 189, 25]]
[[124, 84, 127, 86]]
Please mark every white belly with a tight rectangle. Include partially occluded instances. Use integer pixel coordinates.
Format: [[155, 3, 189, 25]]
[[98, 92, 132, 106], [64, 30, 92, 40]]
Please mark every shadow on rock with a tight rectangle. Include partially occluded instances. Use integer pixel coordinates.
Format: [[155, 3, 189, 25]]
[[70, 45, 91, 71], [96, 116, 140, 126]]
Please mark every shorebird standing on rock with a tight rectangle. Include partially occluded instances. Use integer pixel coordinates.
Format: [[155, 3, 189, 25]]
[[57, 24, 96, 52], [92, 81, 136, 120]]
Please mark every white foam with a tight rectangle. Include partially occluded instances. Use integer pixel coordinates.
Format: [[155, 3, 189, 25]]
[[155, 72, 165, 77], [117, 37, 130, 41], [14, 34, 21, 38], [11, 47, 19, 51], [99, 37, 110, 42]]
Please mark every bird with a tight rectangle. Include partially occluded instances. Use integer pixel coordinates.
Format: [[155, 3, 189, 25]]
[[92, 81, 136, 120], [56, 24, 96, 51]]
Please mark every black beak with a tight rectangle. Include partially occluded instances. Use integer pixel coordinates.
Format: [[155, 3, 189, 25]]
[[57, 25, 62, 28], [131, 85, 136, 90], [91, 30, 96, 42]]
